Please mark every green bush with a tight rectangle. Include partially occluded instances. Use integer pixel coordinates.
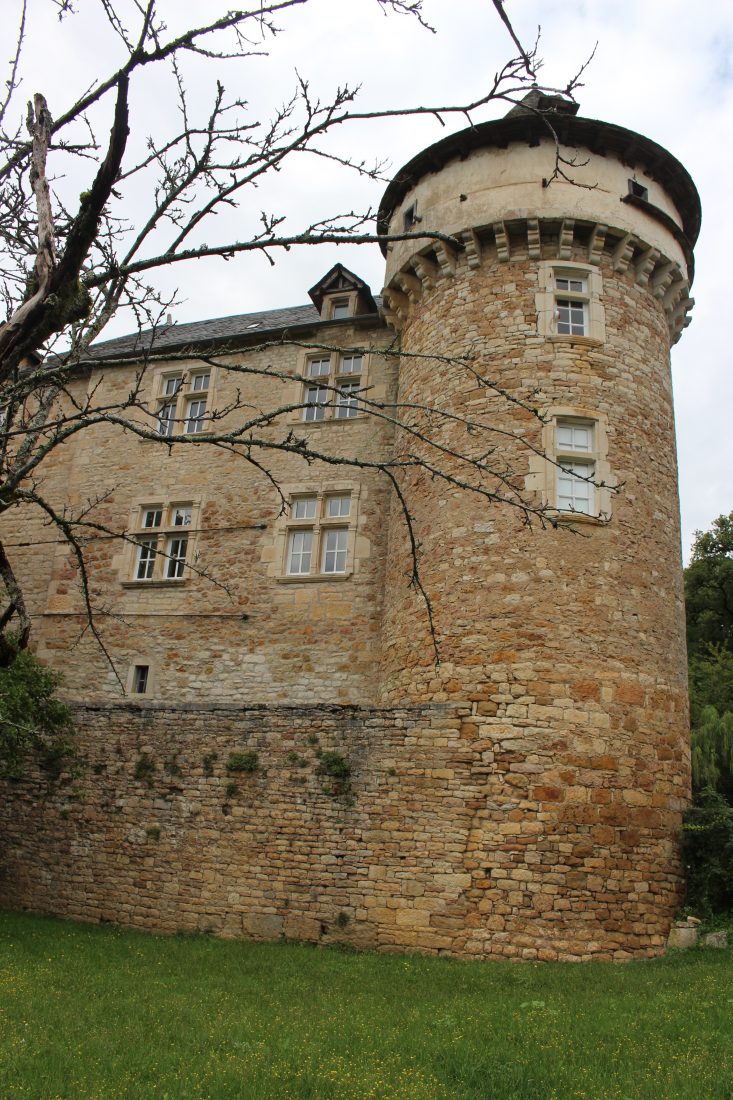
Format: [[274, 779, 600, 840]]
[[226, 751, 258, 774], [0, 641, 75, 779], [316, 751, 351, 780], [682, 787, 733, 917]]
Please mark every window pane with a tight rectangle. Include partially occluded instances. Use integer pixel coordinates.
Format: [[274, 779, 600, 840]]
[[185, 399, 207, 433], [556, 423, 593, 452], [558, 461, 595, 514], [165, 536, 188, 578], [303, 386, 327, 421], [335, 383, 359, 419], [555, 276, 587, 293], [191, 373, 210, 392], [331, 300, 350, 319], [163, 376, 183, 396], [143, 509, 162, 529], [321, 529, 348, 574], [307, 358, 331, 379], [556, 300, 587, 336], [172, 506, 192, 527], [292, 497, 317, 520], [136, 539, 157, 579], [133, 665, 149, 694], [287, 529, 313, 574], [157, 401, 176, 436], [326, 495, 351, 518], [339, 354, 362, 375]]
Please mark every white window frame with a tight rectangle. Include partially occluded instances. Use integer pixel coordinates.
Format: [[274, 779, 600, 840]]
[[536, 262, 605, 343], [282, 490, 356, 579], [524, 409, 614, 523], [126, 501, 197, 584], [154, 368, 215, 436], [298, 352, 367, 423]]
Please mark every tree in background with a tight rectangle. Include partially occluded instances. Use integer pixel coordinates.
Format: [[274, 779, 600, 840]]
[[683, 512, 733, 916]]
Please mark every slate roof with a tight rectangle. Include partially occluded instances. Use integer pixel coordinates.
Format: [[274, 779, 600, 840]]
[[82, 299, 382, 364]]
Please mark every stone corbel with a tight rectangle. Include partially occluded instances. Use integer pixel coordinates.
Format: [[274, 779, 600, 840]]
[[411, 254, 440, 290], [434, 240, 458, 278], [588, 223, 608, 266], [461, 229, 483, 270], [526, 219, 542, 260], [612, 233, 635, 273], [381, 286, 409, 325], [394, 271, 423, 304], [493, 221, 510, 262], [663, 276, 688, 316], [634, 247, 660, 287], [557, 219, 575, 260], [651, 261, 676, 300]]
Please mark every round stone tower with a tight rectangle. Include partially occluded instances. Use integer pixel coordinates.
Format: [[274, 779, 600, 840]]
[[376, 93, 700, 959]]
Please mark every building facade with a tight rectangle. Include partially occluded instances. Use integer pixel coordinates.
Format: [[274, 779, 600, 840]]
[[0, 96, 700, 960]]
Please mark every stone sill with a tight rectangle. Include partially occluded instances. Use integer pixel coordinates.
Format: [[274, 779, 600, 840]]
[[276, 572, 353, 584], [120, 579, 187, 589], [546, 335, 604, 349]]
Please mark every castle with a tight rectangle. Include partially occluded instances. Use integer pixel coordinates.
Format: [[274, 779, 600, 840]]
[[0, 95, 700, 960]]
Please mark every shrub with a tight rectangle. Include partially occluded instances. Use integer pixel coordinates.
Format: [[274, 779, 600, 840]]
[[682, 787, 733, 917], [226, 751, 258, 774], [0, 641, 75, 779], [317, 751, 351, 780]]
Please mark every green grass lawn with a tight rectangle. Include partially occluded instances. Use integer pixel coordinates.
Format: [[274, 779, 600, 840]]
[[1, 913, 732, 1099]]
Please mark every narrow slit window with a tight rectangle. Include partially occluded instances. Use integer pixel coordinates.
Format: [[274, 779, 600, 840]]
[[132, 665, 149, 694]]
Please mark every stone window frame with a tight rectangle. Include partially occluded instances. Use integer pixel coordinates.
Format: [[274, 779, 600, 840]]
[[536, 260, 605, 344], [121, 499, 201, 587], [153, 364, 218, 437], [269, 481, 363, 583], [319, 290, 360, 321], [126, 658, 157, 697], [293, 349, 370, 425], [526, 406, 613, 524]]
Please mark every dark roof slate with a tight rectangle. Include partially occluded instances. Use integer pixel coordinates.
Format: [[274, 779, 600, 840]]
[[83, 302, 323, 362]]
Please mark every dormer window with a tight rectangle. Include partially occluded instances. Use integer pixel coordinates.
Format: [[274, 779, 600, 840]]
[[330, 298, 351, 320]]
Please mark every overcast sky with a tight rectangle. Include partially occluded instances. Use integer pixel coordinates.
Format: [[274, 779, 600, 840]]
[[13, 0, 733, 560]]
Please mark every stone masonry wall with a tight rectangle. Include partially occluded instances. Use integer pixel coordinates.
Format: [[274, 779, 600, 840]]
[[0, 701, 684, 961]]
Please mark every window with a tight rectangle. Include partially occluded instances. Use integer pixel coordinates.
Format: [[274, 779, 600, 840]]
[[129, 503, 194, 582], [285, 493, 352, 578], [132, 665, 149, 694], [628, 178, 649, 202], [301, 353, 364, 422], [555, 419, 596, 516], [403, 202, 419, 230], [331, 298, 351, 320], [155, 370, 212, 436], [554, 274, 588, 336], [535, 262, 605, 343]]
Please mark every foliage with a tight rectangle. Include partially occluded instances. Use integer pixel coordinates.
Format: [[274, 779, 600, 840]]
[[685, 512, 733, 659], [133, 752, 156, 782], [226, 751, 259, 774], [0, 642, 75, 779], [682, 787, 733, 918], [2, 912, 733, 1100], [690, 706, 733, 801], [316, 751, 351, 780], [689, 645, 733, 728]]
